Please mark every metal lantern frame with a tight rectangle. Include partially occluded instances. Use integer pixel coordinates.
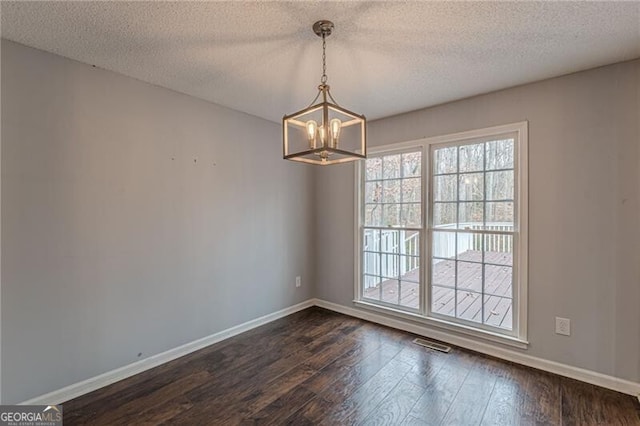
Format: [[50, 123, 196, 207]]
[[282, 20, 367, 165]]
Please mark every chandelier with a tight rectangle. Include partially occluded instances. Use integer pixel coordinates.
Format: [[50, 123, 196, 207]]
[[283, 20, 367, 165]]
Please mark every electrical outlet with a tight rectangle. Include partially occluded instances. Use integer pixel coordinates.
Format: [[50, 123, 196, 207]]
[[295, 276, 301, 288], [555, 317, 571, 336]]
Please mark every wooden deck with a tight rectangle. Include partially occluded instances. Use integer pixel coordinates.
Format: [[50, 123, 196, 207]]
[[363, 250, 513, 330]]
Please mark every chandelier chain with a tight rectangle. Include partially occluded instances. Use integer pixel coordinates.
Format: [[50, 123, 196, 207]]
[[321, 33, 327, 84]]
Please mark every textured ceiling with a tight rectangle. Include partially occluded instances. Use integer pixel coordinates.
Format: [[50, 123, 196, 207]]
[[2, 1, 639, 122]]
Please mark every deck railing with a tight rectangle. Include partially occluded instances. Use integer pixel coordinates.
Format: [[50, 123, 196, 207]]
[[364, 223, 512, 290], [433, 222, 512, 259], [363, 230, 420, 289], [472, 223, 513, 252]]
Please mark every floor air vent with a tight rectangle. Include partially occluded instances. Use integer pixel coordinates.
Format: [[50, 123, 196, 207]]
[[412, 338, 451, 353]]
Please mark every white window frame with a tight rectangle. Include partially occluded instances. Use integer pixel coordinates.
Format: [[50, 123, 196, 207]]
[[354, 121, 528, 348], [356, 144, 426, 314]]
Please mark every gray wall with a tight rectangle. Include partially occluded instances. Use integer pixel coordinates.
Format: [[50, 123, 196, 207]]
[[315, 59, 640, 383], [2, 38, 639, 404], [1, 40, 315, 403]]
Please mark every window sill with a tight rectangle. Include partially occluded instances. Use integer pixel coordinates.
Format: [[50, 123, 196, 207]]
[[353, 299, 529, 350]]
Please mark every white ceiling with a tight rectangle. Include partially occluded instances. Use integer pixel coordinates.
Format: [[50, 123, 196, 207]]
[[2, 1, 639, 122]]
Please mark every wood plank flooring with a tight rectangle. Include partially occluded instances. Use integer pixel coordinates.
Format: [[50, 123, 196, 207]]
[[63, 307, 640, 425]]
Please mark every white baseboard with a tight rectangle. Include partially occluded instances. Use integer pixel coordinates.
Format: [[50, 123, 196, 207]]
[[20, 297, 640, 405], [314, 299, 640, 397], [20, 299, 315, 405]]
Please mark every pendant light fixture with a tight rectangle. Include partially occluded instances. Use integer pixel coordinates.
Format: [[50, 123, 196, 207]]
[[283, 20, 367, 165]]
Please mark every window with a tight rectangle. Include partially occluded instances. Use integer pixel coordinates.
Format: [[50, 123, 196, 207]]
[[361, 150, 423, 311], [356, 122, 528, 345]]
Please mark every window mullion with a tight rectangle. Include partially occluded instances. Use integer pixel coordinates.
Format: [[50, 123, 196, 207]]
[[378, 245, 383, 301], [454, 147, 460, 318], [482, 142, 487, 326], [398, 155, 404, 306]]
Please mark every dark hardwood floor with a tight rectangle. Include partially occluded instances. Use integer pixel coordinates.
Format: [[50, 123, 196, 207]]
[[63, 307, 640, 425]]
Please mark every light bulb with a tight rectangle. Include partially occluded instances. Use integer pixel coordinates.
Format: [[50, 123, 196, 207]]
[[330, 118, 342, 148], [306, 120, 318, 149], [318, 126, 328, 147]]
